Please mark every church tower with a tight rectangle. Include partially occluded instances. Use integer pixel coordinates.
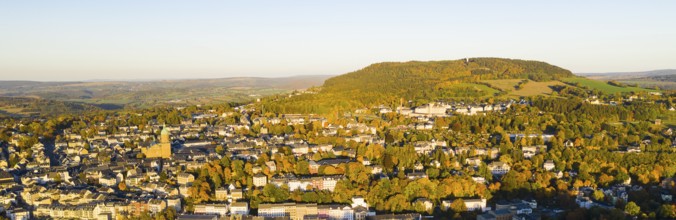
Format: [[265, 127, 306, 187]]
[[160, 126, 171, 144], [142, 125, 172, 159]]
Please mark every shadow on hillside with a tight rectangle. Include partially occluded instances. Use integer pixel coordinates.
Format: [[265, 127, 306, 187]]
[[93, 103, 125, 110], [549, 85, 566, 92]]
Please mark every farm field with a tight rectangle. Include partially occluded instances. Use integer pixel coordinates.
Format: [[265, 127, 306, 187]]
[[481, 79, 566, 97], [445, 83, 501, 98], [616, 79, 676, 90], [562, 77, 654, 93]]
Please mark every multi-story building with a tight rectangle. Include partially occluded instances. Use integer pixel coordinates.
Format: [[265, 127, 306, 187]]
[[318, 204, 354, 220], [464, 198, 487, 212], [177, 173, 195, 186], [488, 162, 511, 175], [34, 204, 97, 220], [258, 203, 292, 218], [265, 161, 277, 172], [148, 199, 167, 214], [230, 189, 244, 200], [253, 174, 268, 188], [229, 202, 249, 215], [167, 197, 182, 212], [194, 204, 228, 217], [258, 203, 318, 220], [321, 177, 338, 191], [214, 188, 228, 201], [129, 201, 150, 217]]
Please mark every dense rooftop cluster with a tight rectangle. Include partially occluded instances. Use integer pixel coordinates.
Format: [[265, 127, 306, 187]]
[[0, 90, 674, 220]]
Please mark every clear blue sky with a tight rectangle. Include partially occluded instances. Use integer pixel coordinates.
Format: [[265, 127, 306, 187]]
[[1, 1, 675, 81]]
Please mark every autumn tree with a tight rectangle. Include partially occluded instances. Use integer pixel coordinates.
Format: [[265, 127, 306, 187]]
[[118, 182, 127, 191], [625, 201, 641, 216], [450, 199, 467, 213]]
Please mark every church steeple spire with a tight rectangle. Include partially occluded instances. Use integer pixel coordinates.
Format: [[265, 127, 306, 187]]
[[160, 124, 170, 144]]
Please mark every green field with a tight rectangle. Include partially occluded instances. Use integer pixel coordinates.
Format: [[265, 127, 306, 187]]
[[616, 80, 676, 90], [481, 79, 522, 91], [447, 83, 500, 98], [660, 111, 676, 127], [562, 77, 654, 93], [481, 79, 566, 97]]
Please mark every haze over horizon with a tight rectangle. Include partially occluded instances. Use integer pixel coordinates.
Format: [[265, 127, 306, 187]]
[[1, 1, 675, 81]]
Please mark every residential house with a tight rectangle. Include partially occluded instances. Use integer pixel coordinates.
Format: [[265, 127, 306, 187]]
[[177, 173, 195, 186], [543, 160, 556, 171], [488, 162, 510, 175]]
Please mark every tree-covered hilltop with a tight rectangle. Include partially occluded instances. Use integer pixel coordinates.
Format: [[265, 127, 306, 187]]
[[262, 58, 573, 114], [322, 58, 572, 103], [325, 58, 572, 89]]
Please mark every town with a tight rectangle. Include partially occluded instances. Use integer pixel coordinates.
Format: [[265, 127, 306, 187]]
[[0, 90, 674, 220], [3, 1, 676, 219]]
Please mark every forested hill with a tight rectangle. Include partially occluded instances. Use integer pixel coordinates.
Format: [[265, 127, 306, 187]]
[[324, 58, 572, 91], [261, 58, 574, 113], [322, 58, 571, 102]]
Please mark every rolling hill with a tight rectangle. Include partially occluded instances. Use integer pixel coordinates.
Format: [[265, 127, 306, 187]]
[[578, 69, 676, 90], [261, 58, 575, 113], [0, 75, 332, 117], [561, 77, 654, 94], [579, 69, 676, 80], [0, 97, 103, 118], [0, 75, 331, 108], [321, 58, 572, 103]]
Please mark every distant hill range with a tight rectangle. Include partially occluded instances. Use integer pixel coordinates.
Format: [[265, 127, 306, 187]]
[[4, 60, 672, 117], [579, 69, 676, 80], [0, 97, 101, 118], [0, 75, 331, 117], [578, 69, 676, 90], [0, 75, 331, 92]]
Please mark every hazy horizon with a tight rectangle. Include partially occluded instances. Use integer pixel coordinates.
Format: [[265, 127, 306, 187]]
[[2, 1, 676, 81], [2, 69, 676, 83], [0, 74, 336, 83]]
